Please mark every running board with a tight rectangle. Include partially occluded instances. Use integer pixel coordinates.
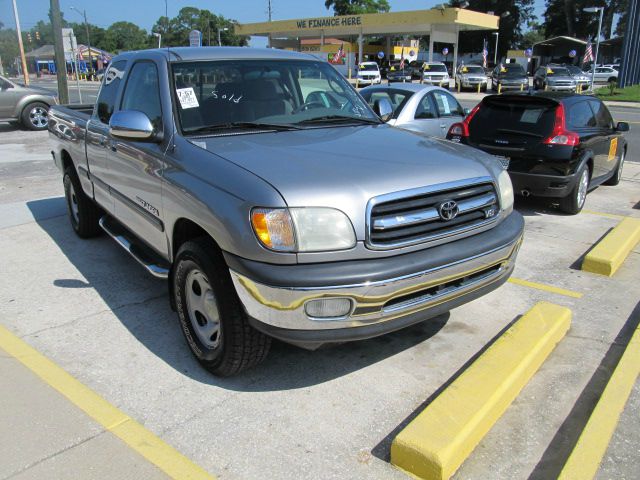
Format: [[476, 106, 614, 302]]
[[99, 216, 170, 279]]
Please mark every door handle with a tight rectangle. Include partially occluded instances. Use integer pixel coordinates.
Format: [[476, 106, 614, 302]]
[[110, 141, 117, 152], [440, 124, 447, 128], [99, 135, 106, 146]]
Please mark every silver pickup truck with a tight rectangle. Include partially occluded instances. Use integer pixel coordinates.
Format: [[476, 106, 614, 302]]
[[49, 47, 524, 376]]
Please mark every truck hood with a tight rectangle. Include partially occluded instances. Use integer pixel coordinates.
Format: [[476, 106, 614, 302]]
[[191, 124, 502, 238]]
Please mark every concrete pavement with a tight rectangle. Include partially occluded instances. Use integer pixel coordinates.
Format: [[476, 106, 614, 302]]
[[0, 347, 169, 480]]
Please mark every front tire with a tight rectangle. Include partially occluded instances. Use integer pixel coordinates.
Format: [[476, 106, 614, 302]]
[[560, 164, 589, 214], [21, 102, 49, 131], [173, 237, 271, 376], [63, 167, 102, 237], [604, 148, 625, 186]]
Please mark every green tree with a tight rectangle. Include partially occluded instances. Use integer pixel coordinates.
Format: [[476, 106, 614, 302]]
[[448, 1, 536, 62], [324, 0, 391, 15], [150, 7, 247, 47], [518, 22, 545, 48], [543, 0, 626, 39], [103, 22, 149, 52]]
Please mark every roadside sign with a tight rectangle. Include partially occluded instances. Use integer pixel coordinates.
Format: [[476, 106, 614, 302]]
[[189, 30, 202, 47], [62, 28, 77, 61]]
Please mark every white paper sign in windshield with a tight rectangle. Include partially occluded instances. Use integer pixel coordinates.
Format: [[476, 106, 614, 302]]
[[176, 87, 200, 109]]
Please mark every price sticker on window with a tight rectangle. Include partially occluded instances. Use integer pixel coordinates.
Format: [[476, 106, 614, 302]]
[[176, 87, 199, 109]]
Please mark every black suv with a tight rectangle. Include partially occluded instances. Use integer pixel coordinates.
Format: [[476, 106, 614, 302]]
[[446, 92, 629, 214]]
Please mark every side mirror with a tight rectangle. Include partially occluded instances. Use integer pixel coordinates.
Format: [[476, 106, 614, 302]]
[[464, 108, 471, 116], [109, 110, 157, 141], [616, 121, 629, 132], [373, 98, 393, 122], [1, 81, 13, 90]]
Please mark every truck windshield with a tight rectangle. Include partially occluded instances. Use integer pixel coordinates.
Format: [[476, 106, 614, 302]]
[[359, 64, 379, 71], [171, 60, 379, 133], [460, 66, 484, 74]]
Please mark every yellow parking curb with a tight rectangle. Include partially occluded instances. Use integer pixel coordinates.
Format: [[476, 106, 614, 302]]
[[582, 217, 640, 276], [508, 277, 583, 298], [390, 302, 571, 480], [558, 322, 640, 480], [0, 324, 215, 480]]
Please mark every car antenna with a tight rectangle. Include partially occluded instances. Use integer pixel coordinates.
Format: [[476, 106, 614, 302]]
[[163, 0, 177, 154]]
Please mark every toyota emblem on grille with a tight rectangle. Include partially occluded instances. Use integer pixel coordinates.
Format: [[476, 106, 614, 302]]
[[438, 200, 459, 221]]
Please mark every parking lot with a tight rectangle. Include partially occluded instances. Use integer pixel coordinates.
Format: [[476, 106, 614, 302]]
[[0, 99, 639, 479]]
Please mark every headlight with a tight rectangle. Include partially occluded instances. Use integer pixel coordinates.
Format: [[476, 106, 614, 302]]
[[251, 207, 356, 252], [497, 170, 514, 211]]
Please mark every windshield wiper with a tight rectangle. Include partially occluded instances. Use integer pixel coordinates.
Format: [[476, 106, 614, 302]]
[[185, 121, 301, 135], [298, 115, 381, 126], [496, 128, 544, 138]]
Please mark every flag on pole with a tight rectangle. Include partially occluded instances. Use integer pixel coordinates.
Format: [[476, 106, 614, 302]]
[[330, 43, 345, 64], [482, 39, 488, 68], [582, 40, 594, 65], [399, 46, 405, 69]]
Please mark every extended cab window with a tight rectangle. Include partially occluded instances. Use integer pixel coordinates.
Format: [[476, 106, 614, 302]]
[[120, 61, 163, 132], [568, 101, 597, 129], [95, 61, 126, 124]]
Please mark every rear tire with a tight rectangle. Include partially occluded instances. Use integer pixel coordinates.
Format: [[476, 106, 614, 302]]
[[173, 237, 271, 376], [21, 101, 49, 131], [560, 164, 589, 214], [604, 148, 625, 186], [63, 166, 102, 238]]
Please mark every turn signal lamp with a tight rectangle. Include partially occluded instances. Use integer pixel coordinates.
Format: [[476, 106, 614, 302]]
[[543, 103, 580, 146], [251, 208, 296, 252]]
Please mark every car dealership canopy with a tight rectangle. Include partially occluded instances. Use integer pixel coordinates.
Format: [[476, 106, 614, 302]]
[[235, 8, 498, 69]]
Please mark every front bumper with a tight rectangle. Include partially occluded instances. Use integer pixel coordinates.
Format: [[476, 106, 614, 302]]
[[498, 81, 528, 90], [422, 77, 449, 85], [389, 75, 412, 82], [510, 170, 578, 197], [546, 84, 577, 91], [357, 77, 380, 84], [227, 212, 524, 348]]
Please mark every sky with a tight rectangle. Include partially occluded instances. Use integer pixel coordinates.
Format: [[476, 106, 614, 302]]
[[1, 0, 548, 47]]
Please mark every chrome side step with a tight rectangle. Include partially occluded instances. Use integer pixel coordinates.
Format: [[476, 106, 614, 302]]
[[99, 216, 170, 279]]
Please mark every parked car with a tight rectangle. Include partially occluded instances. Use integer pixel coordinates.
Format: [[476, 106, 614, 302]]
[[489, 63, 528, 91], [587, 66, 618, 83], [386, 62, 413, 83], [455, 64, 488, 92], [421, 62, 450, 87], [446, 92, 629, 214], [360, 83, 466, 138], [0, 74, 58, 130], [356, 62, 382, 85], [566, 65, 592, 90], [48, 47, 523, 376], [533, 65, 577, 91]]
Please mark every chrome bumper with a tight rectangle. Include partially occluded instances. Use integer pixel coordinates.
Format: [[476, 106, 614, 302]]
[[230, 236, 522, 334]]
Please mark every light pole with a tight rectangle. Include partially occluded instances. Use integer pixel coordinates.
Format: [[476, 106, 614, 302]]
[[584, 6, 604, 91], [492, 32, 499, 66], [152, 32, 161, 48], [11, 0, 29, 85], [218, 27, 228, 46], [70, 7, 92, 76]]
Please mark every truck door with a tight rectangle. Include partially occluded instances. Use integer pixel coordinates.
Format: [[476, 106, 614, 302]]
[[86, 60, 127, 214], [105, 60, 167, 256]]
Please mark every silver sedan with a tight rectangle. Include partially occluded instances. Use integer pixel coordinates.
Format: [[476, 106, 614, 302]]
[[360, 83, 466, 138]]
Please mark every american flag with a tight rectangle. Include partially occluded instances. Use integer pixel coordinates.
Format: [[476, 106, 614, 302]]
[[399, 47, 405, 69], [583, 40, 594, 65], [482, 39, 488, 68], [330, 43, 345, 64]]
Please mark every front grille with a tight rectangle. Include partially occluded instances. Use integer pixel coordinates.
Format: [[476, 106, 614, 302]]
[[367, 181, 499, 249]]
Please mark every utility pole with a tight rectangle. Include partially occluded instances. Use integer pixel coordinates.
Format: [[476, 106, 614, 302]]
[[11, 0, 30, 85], [71, 8, 93, 77], [50, 0, 69, 104], [267, 0, 273, 48]]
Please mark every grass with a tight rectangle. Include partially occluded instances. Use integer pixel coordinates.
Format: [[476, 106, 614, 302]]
[[595, 84, 640, 103]]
